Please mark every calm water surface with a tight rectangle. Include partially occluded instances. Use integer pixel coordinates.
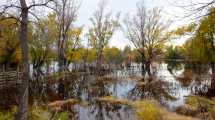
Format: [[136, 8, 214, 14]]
[[43, 63, 212, 120]]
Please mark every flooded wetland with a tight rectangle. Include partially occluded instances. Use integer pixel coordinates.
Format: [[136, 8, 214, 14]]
[[1, 0, 215, 120], [1, 62, 214, 120]]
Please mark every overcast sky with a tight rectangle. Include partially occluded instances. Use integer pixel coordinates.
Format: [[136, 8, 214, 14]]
[[1, 0, 210, 49], [75, 0, 199, 49]]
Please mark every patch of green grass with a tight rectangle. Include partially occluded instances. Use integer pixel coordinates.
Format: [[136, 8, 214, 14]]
[[0, 111, 14, 120], [0, 106, 16, 120], [54, 112, 69, 120]]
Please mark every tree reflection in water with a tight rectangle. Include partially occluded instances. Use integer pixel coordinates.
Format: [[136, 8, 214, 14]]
[[85, 77, 133, 120], [88, 97, 132, 120], [168, 62, 214, 97], [128, 79, 175, 103], [60, 75, 134, 120]]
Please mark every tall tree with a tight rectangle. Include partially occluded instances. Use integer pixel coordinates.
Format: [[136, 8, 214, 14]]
[[103, 47, 123, 65], [87, 1, 120, 71], [65, 27, 82, 68], [183, 7, 215, 88], [0, 17, 21, 69], [124, 3, 171, 77], [30, 15, 57, 80], [0, 0, 55, 119], [55, 0, 79, 71]]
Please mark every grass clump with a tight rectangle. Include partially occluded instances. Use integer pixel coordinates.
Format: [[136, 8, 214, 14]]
[[0, 106, 16, 120], [132, 100, 163, 120], [132, 100, 200, 120], [0, 111, 14, 120], [0, 106, 52, 120], [48, 99, 79, 112], [53, 112, 69, 120], [28, 106, 51, 120], [176, 96, 215, 120], [95, 96, 129, 105], [186, 96, 215, 109]]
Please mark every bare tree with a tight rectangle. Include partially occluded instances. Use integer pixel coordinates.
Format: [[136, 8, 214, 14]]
[[124, 3, 171, 78], [54, 0, 79, 72], [168, 0, 215, 19], [0, 0, 55, 119], [87, 1, 120, 72]]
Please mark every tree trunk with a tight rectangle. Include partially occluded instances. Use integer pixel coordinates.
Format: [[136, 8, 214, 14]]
[[141, 61, 145, 77], [58, 46, 65, 72], [145, 60, 151, 77], [16, 1, 29, 120], [96, 48, 103, 73], [141, 54, 146, 78], [211, 62, 215, 89]]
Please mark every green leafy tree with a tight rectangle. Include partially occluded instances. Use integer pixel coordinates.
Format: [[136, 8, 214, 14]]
[[55, 0, 79, 71], [103, 47, 123, 65], [30, 14, 57, 76], [0, 0, 56, 119], [176, 7, 215, 88], [0, 17, 21, 69], [65, 27, 83, 67]]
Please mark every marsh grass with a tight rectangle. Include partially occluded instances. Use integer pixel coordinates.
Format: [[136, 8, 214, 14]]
[[132, 100, 163, 120], [95, 96, 130, 106], [132, 100, 200, 120], [176, 96, 215, 120]]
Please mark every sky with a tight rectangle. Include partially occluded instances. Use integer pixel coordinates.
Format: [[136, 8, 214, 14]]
[[75, 0, 197, 49], [0, 0, 210, 49]]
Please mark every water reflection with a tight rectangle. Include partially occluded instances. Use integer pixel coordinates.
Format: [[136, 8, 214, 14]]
[[127, 80, 175, 102], [86, 97, 132, 120], [46, 75, 134, 120], [2, 62, 215, 119], [36, 62, 215, 117]]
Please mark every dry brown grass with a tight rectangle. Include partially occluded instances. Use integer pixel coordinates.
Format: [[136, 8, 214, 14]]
[[95, 96, 129, 105], [132, 100, 200, 120], [47, 99, 78, 112], [176, 96, 215, 120]]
